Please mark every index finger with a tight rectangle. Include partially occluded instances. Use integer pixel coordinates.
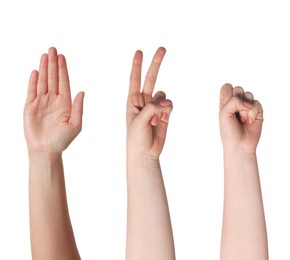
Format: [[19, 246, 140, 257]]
[[142, 47, 166, 96], [220, 83, 233, 109], [128, 50, 143, 95]]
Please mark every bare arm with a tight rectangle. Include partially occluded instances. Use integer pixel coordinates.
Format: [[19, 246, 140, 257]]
[[29, 153, 80, 260], [219, 84, 268, 260], [126, 155, 175, 259], [126, 48, 175, 260], [24, 47, 84, 260]]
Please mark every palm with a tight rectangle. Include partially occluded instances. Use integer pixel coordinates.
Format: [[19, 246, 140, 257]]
[[24, 48, 84, 154], [223, 112, 263, 152], [25, 95, 74, 153], [127, 93, 156, 155]]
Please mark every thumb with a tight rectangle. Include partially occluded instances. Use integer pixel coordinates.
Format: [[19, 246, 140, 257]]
[[70, 91, 85, 130]]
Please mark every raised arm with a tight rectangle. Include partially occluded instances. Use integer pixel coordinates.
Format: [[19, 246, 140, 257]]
[[219, 84, 268, 260], [23, 47, 84, 260], [126, 47, 175, 260]]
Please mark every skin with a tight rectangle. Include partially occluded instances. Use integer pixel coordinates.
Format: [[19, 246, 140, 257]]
[[126, 47, 175, 260], [23, 47, 84, 260], [219, 84, 268, 260]]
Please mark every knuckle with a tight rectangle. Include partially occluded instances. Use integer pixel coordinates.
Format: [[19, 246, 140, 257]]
[[232, 96, 241, 103], [146, 102, 157, 111], [146, 74, 157, 83]]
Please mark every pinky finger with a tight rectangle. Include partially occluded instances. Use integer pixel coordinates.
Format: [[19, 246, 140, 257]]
[[26, 70, 38, 104]]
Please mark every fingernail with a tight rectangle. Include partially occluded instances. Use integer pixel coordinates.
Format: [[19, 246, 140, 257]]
[[150, 115, 159, 126], [159, 99, 171, 107], [161, 112, 168, 122], [248, 118, 253, 124], [240, 116, 246, 123]]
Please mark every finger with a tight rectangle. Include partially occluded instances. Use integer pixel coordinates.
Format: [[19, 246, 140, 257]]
[[150, 111, 172, 154], [239, 91, 254, 122], [161, 111, 169, 123], [136, 99, 173, 127], [150, 114, 159, 126], [48, 47, 59, 94], [233, 86, 244, 98], [247, 100, 263, 124], [26, 70, 38, 104], [231, 87, 245, 121], [155, 112, 171, 132], [129, 50, 143, 95], [220, 83, 233, 109], [142, 47, 166, 96], [153, 91, 166, 101], [58, 54, 71, 98], [244, 91, 254, 103], [37, 53, 48, 95], [70, 92, 85, 131], [150, 108, 172, 125], [220, 96, 252, 117], [159, 99, 172, 107]]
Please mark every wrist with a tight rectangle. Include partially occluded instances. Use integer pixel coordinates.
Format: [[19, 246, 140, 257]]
[[127, 152, 161, 170], [223, 147, 257, 162], [29, 151, 63, 162], [28, 152, 64, 180], [223, 145, 257, 156]]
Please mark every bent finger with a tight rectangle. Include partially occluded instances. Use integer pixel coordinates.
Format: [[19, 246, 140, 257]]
[[248, 100, 263, 123], [136, 99, 173, 127], [244, 91, 254, 103], [153, 91, 166, 101], [220, 96, 252, 117], [233, 86, 244, 98], [220, 83, 233, 109]]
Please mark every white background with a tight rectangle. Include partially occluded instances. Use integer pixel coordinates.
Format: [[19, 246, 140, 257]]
[[0, 0, 289, 259]]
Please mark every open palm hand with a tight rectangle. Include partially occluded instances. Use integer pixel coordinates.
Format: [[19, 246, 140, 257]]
[[24, 47, 84, 154]]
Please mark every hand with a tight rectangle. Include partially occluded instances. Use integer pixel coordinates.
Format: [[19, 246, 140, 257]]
[[126, 47, 173, 159], [23, 47, 84, 154], [219, 83, 263, 153]]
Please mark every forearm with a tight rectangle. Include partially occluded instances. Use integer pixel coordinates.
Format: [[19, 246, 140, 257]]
[[220, 150, 268, 260], [29, 153, 80, 260], [126, 154, 175, 260]]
